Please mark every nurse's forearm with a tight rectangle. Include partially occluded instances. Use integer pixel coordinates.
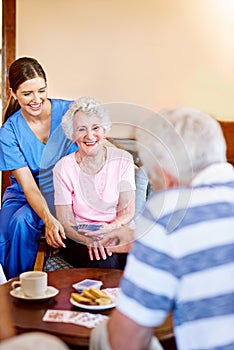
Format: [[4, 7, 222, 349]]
[[12, 167, 54, 222]]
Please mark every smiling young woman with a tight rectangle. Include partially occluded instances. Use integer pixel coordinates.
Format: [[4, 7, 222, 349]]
[[0, 57, 77, 279]]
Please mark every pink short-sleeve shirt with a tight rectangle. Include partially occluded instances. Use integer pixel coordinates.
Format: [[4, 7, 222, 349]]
[[53, 147, 136, 224]]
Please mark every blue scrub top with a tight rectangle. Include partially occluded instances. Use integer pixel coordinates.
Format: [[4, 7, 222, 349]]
[[0, 98, 77, 210]]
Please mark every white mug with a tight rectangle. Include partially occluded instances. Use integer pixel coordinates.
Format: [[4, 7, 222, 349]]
[[11, 271, 48, 297]]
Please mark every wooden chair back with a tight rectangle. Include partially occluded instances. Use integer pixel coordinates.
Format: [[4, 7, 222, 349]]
[[1, 171, 11, 200], [218, 120, 234, 166]]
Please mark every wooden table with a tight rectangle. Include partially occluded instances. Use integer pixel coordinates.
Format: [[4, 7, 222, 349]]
[[2, 268, 175, 349]]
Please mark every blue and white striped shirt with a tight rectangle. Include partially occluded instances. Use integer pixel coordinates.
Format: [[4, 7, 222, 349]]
[[117, 163, 234, 350]]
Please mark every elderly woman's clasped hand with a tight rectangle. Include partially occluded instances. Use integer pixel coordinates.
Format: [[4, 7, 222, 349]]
[[84, 222, 122, 260]]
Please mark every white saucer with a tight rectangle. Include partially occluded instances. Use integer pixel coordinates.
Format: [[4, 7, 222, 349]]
[[10, 286, 59, 301]]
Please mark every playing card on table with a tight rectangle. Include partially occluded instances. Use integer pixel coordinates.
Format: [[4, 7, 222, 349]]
[[43, 309, 108, 328], [71, 312, 108, 328], [42, 310, 76, 323], [102, 288, 120, 298]]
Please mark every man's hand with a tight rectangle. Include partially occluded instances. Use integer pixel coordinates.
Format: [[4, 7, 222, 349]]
[[100, 226, 135, 253]]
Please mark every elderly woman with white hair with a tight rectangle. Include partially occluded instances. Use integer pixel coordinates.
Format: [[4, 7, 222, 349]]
[[52, 96, 136, 269]]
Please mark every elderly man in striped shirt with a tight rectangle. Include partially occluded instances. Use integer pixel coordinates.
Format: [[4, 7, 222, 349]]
[[90, 107, 234, 350]]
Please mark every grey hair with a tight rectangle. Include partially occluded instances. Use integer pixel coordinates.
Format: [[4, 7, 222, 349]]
[[62, 96, 112, 141], [136, 107, 226, 185]]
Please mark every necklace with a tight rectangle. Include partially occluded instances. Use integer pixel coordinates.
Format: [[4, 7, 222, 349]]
[[75, 146, 107, 174]]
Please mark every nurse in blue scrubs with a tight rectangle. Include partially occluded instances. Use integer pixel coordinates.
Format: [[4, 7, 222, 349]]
[[0, 57, 77, 278]]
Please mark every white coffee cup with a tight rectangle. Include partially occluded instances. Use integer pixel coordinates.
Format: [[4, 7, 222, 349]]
[[11, 271, 48, 297]]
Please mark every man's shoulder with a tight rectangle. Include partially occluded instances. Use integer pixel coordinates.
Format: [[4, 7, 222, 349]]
[[144, 186, 193, 232], [147, 186, 191, 212]]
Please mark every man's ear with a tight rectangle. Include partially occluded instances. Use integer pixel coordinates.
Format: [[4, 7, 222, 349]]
[[9, 88, 17, 100], [149, 166, 179, 191], [163, 169, 179, 188]]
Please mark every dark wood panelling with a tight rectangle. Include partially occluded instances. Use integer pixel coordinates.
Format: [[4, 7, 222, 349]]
[[218, 120, 234, 166], [1, 0, 16, 198]]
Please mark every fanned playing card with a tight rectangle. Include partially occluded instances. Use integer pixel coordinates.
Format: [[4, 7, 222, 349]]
[[42, 309, 108, 328]]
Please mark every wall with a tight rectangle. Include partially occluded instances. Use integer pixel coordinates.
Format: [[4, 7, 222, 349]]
[[16, 0, 234, 126], [0, 0, 1, 110]]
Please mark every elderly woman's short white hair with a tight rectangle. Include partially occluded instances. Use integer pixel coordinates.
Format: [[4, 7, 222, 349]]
[[62, 96, 112, 141], [136, 107, 226, 185]]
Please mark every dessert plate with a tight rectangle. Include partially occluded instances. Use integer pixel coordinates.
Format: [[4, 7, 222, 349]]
[[10, 286, 59, 301], [70, 297, 116, 310]]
